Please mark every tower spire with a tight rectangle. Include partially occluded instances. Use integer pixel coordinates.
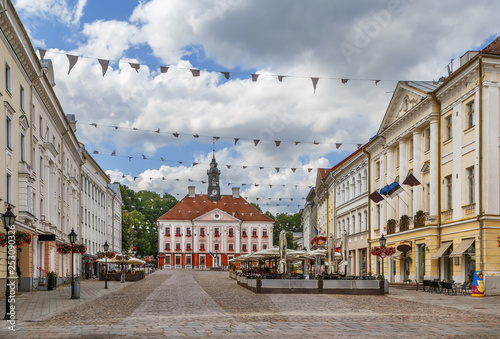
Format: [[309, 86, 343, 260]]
[[207, 148, 221, 201]]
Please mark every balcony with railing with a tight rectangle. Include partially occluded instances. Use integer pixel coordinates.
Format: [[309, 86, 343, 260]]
[[441, 210, 453, 222], [462, 204, 476, 218]]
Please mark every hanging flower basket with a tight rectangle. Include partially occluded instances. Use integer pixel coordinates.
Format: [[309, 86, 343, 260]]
[[56, 243, 86, 254], [371, 246, 396, 257], [96, 251, 106, 259], [0, 230, 32, 247], [106, 251, 116, 259], [116, 254, 130, 261]]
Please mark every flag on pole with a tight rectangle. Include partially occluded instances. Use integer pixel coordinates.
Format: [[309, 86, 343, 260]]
[[402, 172, 421, 187], [379, 184, 391, 196], [209, 251, 215, 257], [369, 190, 385, 203], [386, 181, 404, 199]]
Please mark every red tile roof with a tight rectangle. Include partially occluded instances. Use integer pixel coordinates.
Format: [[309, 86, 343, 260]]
[[317, 168, 331, 181], [331, 142, 370, 171], [158, 194, 275, 222], [482, 36, 500, 55]]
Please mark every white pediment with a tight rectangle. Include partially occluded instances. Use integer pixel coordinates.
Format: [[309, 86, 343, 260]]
[[378, 83, 428, 133], [195, 208, 240, 222]]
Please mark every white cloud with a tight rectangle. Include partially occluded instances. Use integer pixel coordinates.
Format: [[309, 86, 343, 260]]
[[14, 0, 87, 26], [21, 0, 500, 213]]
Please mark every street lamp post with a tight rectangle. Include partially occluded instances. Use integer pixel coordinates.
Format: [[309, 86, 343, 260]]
[[68, 228, 78, 299], [2, 205, 16, 320], [103, 241, 109, 289], [379, 234, 387, 278]]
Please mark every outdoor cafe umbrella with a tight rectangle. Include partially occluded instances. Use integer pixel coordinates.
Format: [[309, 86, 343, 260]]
[[278, 230, 287, 274], [327, 234, 334, 275]]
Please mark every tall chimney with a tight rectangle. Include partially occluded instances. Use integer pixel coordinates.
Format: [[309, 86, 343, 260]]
[[232, 187, 240, 199], [188, 186, 196, 198]]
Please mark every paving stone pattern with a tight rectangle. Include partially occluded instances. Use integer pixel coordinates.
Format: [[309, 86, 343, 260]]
[[0, 270, 499, 338]]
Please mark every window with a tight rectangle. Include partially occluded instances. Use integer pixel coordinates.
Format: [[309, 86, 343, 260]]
[[252, 228, 257, 237], [262, 229, 268, 237], [263, 244, 268, 250], [6, 173, 12, 203], [467, 166, 475, 204], [409, 138, 414, 160], [165, 227, 170, 235], [242, 228, 247, 237], [6, 116, 12, 149], [20, 133, 26, 161], [186, 243, 191, 250], [175, 243, 181, 251], [228, 228, 234, 237], [466, 101, 474, 129], [445, 175, 453, 210], [214, 228, 220, 237], [186, 228, 191, 236], [5, 63, 11, 94], [445, 115, 452, 140], [175, 227, 181, 236], [228, 243, 234, 251], [39, 116, 43, 137], [165, 243, 170, 250], [396, 146, 400, 167], [252, 244, 258, 252], [242, 244, 247, 252], [375, 161, 381, 180], [200, 228, 205, 236], [214, 243, 219, 251], [40, 156, 43, 179], [425, 128, 431, 151], [20, 85, 25, 112], [200, 243, 205, 251]]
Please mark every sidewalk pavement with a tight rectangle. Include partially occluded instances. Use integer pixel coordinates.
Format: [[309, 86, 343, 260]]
[[0, 278, 130, 323], [388, 287, 500, 315]]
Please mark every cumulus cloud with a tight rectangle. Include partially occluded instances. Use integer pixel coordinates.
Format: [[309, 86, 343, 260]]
[[14, 0, 87, 25], [20, 0, 500, 213]]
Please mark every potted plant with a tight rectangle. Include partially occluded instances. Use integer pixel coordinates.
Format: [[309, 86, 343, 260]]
[[47, 271, 57, 290]]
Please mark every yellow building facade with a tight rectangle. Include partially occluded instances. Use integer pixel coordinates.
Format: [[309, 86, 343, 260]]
[[366, 39, 500, 294]]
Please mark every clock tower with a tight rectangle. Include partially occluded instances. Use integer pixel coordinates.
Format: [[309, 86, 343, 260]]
[[207, 154, 221, 201]]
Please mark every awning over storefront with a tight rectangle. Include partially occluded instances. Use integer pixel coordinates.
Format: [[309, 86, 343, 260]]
[[449, 238, 475, 257], [431, 241, 453, 260]]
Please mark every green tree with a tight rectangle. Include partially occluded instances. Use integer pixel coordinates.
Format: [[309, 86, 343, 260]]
[[272, 211, 303, 249]]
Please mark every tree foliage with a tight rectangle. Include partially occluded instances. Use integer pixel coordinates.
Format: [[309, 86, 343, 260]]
[[119, 185, 177, 256], [272, 211, 303, 250]]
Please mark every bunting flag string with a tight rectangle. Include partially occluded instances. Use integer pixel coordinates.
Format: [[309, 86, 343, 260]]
[[120, 173, 314, 190], [37, 48, 436, 92], [76, 121, 363, 149], [92, 148, 328, 174]]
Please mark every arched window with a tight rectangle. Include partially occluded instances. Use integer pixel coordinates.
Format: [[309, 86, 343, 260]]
[[346, 181, 350, 201], [358, 173, 362, 195], [363, 170, 368, 193]]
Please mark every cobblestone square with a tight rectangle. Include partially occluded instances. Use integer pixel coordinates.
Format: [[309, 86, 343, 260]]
[[1, 270, 500, 338]]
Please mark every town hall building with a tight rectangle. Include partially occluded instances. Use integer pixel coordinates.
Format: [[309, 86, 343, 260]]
[[157, 155, 274, 269]]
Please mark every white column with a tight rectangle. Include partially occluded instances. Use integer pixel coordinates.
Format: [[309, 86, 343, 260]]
[[412, 130, 423, 214], [482, 86, 500, 215], [399, 139, 408, 218], [429, 116, 439, 218]]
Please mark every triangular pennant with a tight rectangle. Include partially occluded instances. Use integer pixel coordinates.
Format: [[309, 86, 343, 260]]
[[221, 72, 230, 80], [155, 128, 160, 133], [311, 77, 319, 93], [374, 80, 380, 86], [193, 134, 199, 138], [295, 141, 300, 145], [129, 63, 140, 72], [142, 154, 147, 159], [341, 79, 349, 84], [313, 141, 319, 145], [291, 168, 296, 172], [67, 54, 79, 74], [234, 138, 239, 145], [259, 167, 264, 170], [39, 48, 46, 61], [254, 139, 260, 146], [242, 166, 247, 169], [335, 143, 342, 149], [274, 140, 281, 147], [192, 163, 198, 167], [93, 150, 99, 154], [190, 69, 200, 77], [111, 150, 116, 156], [213, 137, 220, 140], [275, 168, 280, 173], [357, 144, 362, 148], [308, 168, 313, 172], [227, 183, 231, 186], [114, 126, 118, 129], [161, 157, 165, 161], [251, 74, 259, 82], [98, 59, 109, 77], [269, 185, 273, 188], [255, 184, 259, 187], [226, 165, 231, 169], [173, 133, 179, 137], [161, 66, 169, 73], [278, 75, 285, 82]]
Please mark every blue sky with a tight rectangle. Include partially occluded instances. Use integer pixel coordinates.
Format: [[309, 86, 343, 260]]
[[13, 0, 500, 214]]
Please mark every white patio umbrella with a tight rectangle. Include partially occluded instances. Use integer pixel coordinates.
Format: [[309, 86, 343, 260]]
[[278, 230, 287, 274], [327, 234, 335, 275]]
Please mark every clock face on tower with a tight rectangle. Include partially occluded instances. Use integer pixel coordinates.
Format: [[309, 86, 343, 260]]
[[211, 189, 218, 196]]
